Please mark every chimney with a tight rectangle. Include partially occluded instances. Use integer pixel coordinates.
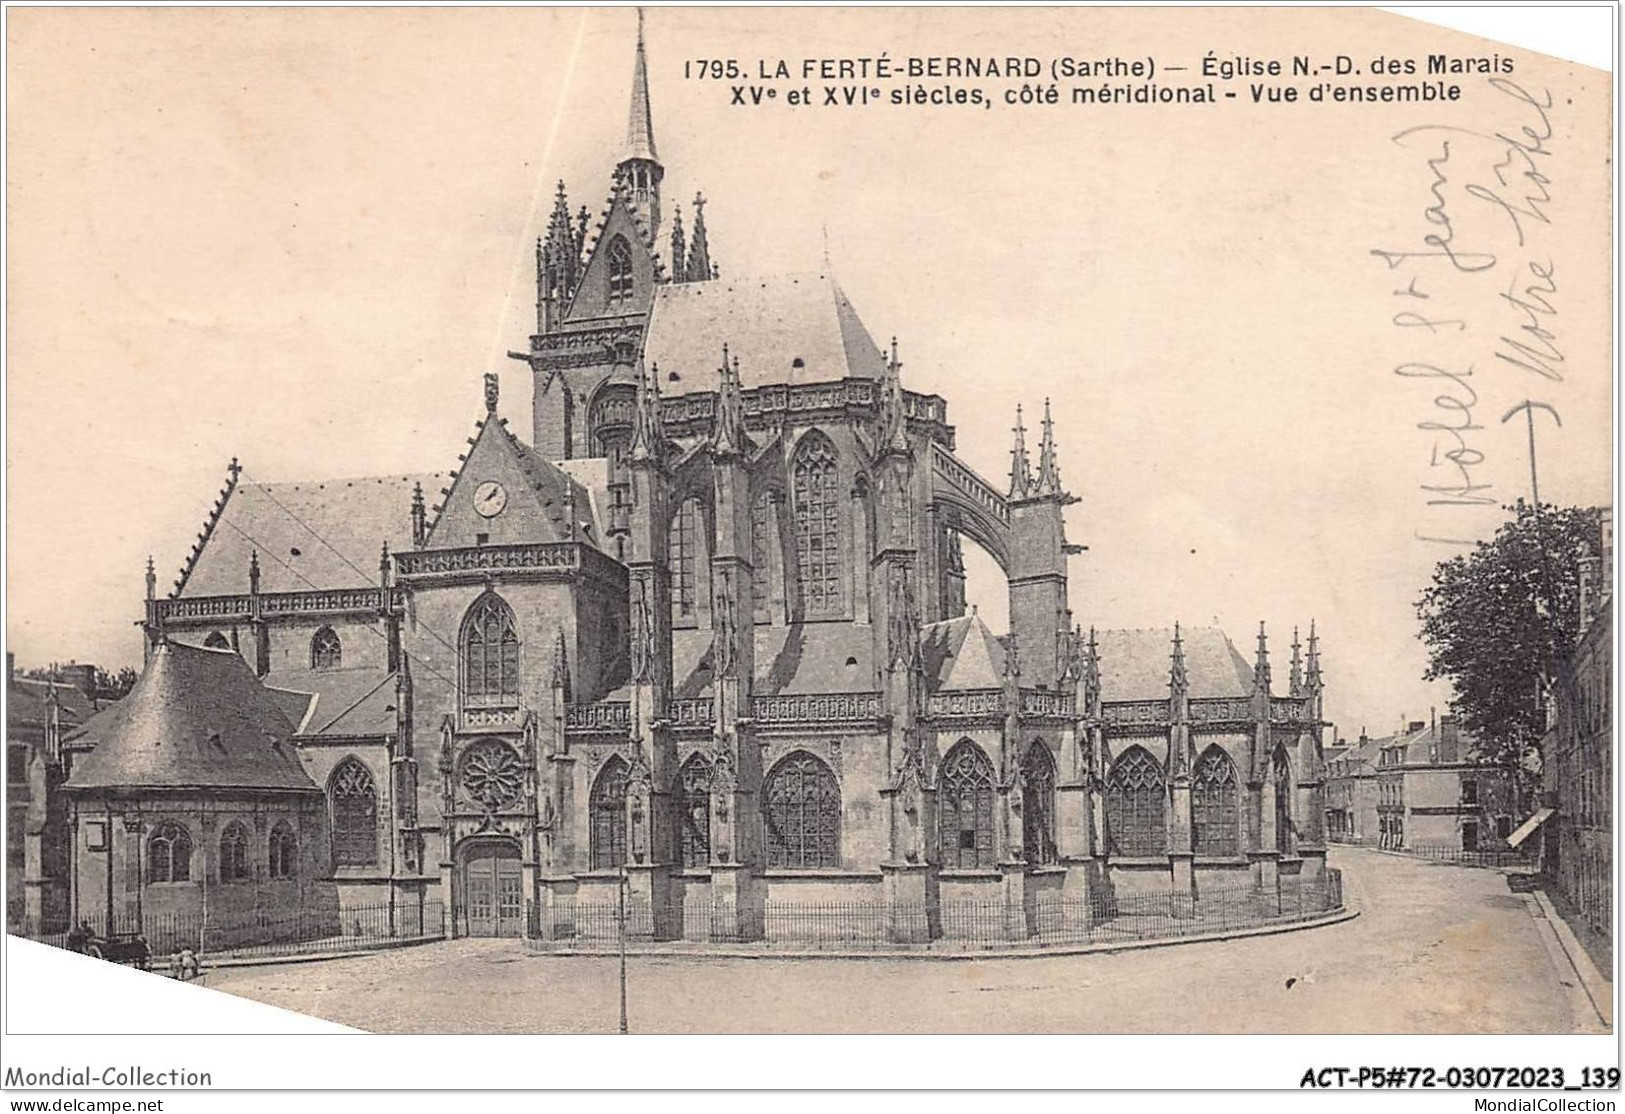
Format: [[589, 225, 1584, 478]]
[[57, 662, 97, 699], [1439, 714, 1461, 763], [1407, 720, 1425, 735]]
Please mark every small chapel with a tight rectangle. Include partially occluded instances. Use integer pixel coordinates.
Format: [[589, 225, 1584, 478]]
[[56, 17, 1330, 943]]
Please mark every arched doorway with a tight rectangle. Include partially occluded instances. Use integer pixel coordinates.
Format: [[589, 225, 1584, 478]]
[[458, 838, 523, 937]]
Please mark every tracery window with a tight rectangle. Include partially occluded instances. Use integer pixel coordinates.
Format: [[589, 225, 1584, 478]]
[[1106, 747, 1166, 857], [219, 821, 251, 883], [750, 489, 773, 623], [679, 753, 712, 869], [670, 497, 699, 622], [146, 823, 192, 883], [590, 756, 629, 871], [268, 821, 298, 880], [1191, 747, 1240, 856], [311, 626, 342, 671], [1021, 741, 1058, 865], [763, 751, 840, 869], [939, 741, 996, 869], [330, 758, 378, 867], [460, 740, 524, 810], [607, 236, 634, 303], [1274, 747, 1294, 856], [791, 431, 842, 618], [463, 594, 520, 704]]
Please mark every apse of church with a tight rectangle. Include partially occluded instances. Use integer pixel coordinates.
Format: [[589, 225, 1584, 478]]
[[122, 18, 1328, 944]]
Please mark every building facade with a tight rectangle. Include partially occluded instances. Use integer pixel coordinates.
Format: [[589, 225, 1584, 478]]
[[1537, 510, 1612, 946], [73, 21, 1332, 943]]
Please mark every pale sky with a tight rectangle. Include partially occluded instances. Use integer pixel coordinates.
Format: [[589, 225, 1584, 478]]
[[6, 7, 1612, 741]]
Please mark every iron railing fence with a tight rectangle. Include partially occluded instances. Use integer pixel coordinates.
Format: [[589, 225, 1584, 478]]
[[1401, 844, 1533, 869], [24, 900, 444, 963], [523, 869, 1343, 952]]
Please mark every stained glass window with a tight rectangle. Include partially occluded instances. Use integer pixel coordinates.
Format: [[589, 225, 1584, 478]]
[[680, 753, 712, 869], [146, 823, 191, 883], [1021, 741, 1058, 865], [219, 821, 250, 882], [1106, 747, 1166, 857], [460, 741, 523, 810], [670, 497, 698, 621], [763, 751, 840, 869], [750, 489, 772, 623], [607, 236, 634, 302], [463, 594, 520, 703], [268, 821, 298, 880], [590, 756, 628, 871], [792, 432, 842, 618], [311, 627, 342, 671], [1274, 746, 1294, 856], [330, 758, 378, 866], [939, 741, 997, 869], [1191, 747, 1239, 856]]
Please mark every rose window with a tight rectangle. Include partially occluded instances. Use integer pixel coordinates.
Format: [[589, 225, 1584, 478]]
[[461, 741, 523, 809]]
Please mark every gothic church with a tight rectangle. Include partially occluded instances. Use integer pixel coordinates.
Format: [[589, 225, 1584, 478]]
[[60, 21, 1330, 942]]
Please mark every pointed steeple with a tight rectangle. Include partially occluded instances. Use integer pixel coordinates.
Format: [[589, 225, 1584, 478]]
[[1289, 626, 1304, 697], [1035, 399, 1063, 496], [878, 335, 909, 454], [145, 556, 156, 602], [1305, 619, 1324, 694], [1253, 621, 1272, 694], [1170, 622, 1188, 697], [1008, 404, 1033, 499], [669, 203, 687, 282], [616, 9, 664, 237], [710, 345, 746, 456], [687, 191, 713, 282], [1083, 625, 1102, 717], [410, 483, 427, 549], [630, 360, 665, 462], [538, 180, 580, 329]]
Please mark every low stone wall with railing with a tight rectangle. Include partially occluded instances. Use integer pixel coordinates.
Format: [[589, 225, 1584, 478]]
[[522, 869, 1343, 953]]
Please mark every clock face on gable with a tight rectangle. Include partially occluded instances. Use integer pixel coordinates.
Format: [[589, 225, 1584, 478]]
[[473, 480, 508, 518]]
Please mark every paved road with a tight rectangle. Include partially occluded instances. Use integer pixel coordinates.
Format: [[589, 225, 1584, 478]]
[[203, 847, 1604, 1034]]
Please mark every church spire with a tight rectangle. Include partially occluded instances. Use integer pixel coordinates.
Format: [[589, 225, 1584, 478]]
[[1305, 619, 1323, 695], [1008, 404, 1033, 499], [1253, 621, 1272, 694], [616, 8, 664, 237], [1288, 626, 1304, 697], [687, 192, 713, 282], [1035, 399, 1063, 496], [669, 203, 687, 281], [1170, 622, 1188, 697]]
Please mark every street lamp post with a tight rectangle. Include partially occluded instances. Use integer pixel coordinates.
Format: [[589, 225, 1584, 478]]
[[618, 864, 629, 1034]]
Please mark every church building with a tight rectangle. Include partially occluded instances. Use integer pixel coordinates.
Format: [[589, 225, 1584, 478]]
[[105, 19, 1329, 942]]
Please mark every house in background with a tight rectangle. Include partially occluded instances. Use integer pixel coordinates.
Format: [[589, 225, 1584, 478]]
[[1374, 715, 1517, 854]]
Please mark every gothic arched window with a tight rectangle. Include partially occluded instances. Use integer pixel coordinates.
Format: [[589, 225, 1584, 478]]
[[750, 489, 773, 624], [1021, 741, 1058, 866], [329, 758, 378, 867], [1274, 746, 1294, 856], [463, 594, 520, 704], [939, 741, 996, 869], [219, 821, 251, 883], [607, 236, 634, 303], [669, 497, 699, 622], [763, 751, 840, 869], [268, 821, 298, 880], [1107, 747, 1166, 857], [679, 752, 712, 870], [1192, 746, 1240, 856], [590, 756, 629, 871], [203, 631, 230, 650], [146, 823, 191, 883], [311, 627, 342, 671], [791, 431, 842, 619]]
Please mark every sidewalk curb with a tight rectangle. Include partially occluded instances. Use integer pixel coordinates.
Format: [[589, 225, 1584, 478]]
[[517, 905, 1359, 962], [167, 935, 445, 975], [1532, 889, 1613, 1028]]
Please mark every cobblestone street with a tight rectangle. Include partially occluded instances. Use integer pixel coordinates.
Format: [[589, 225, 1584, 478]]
[[201, 847, 1605, 1034]]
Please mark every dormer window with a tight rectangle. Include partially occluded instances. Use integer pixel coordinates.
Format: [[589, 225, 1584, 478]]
[[607, 236, 634, 303]]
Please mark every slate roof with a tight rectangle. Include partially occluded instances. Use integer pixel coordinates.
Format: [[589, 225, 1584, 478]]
[[1096, 627, 1255, 701], [179, 473, 446, 597], [63, 642, 317, 793], [7, 676, 97, 733], [264, 667, 399, 738], [642, 272, 888, 395], [920, 613, 1008, 692]]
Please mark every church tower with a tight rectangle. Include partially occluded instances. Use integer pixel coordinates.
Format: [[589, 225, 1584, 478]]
[[617, 10, 664, 239]]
